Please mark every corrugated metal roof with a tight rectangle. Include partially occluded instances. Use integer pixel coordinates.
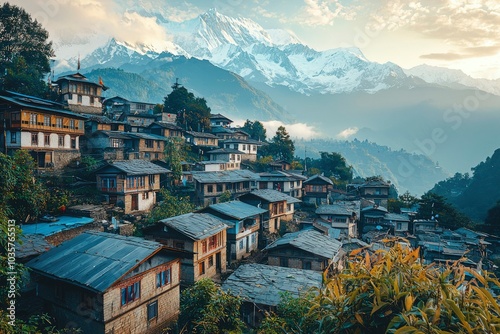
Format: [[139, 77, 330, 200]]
[[149, 121, 182, 130], [222, 263, 322, 306], [205, 201, 267, 220], [316, 204, 354, 216], [92, 130, 131, 139], [160, 213, 228, 240], [207, 148, 244, 154], [246, 189, 301, 204], [210, 113, 233, 122], [384, 213, 410, 222], [27, 231, 167, 293], [265, 230, 342, 259], [191, 170, 260, 183], [222, 138, 263, 145], [259, 171, 307, 182], [98, 160, 171, 175], [185, 131, 219, 139]]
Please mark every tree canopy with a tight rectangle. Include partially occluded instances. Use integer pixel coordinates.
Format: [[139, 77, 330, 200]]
[[261, 126, 295, 162], [163, 82, 211, 132], [241, 119, 267, 141], [146, 189, 194, 224], [0, 3, 54, 96], [260, 242, 500, 333], [417, 192, 473, 229]]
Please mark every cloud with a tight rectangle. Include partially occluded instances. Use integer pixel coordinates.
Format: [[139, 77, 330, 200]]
[[336, 127, 359, 139], [297, 0, 355, 26], [230, 120, 320, 139], [421, 45, 500, 60], [369, 0, 500, 50]]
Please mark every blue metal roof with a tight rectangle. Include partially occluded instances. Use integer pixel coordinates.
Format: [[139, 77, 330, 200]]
[[22, 216, 95, 236], [27, 231, 167, 293], [245, 189, 301, 204], [205, 201, 267, 220]]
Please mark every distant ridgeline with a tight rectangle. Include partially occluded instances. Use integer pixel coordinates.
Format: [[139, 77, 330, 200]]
[[430, 148, 500, 221], [295, 138, 449, 196]]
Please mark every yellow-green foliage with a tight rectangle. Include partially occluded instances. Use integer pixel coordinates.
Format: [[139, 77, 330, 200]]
[[260, 241, 500, 333]]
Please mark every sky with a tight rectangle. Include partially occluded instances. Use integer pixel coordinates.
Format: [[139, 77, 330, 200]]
[[12, 0, 500, 80]]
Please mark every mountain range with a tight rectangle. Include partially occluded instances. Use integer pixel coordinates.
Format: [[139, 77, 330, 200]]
[[53, 8, 500, 187]]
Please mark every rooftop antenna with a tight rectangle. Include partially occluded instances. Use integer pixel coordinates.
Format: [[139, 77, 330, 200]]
[[304, 146, 307, 173], [77, 53, 81, 71]]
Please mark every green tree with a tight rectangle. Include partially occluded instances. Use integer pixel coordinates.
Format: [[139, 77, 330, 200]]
[[484, 201, 500, 235], [0, 150, 48, 223], [218, 190, 232, 203], [146, 189, 194, 224], [164, 137, 189, 184], [0, 3, 54, 96], [163, 82, 211, 131], [417, 192, 474, 229], [177, 278, 244, 334], [260, 242, 500, 333], [263, 126, 295, 162], [312, 152, 353, 181], [241, 120, 267, 141]]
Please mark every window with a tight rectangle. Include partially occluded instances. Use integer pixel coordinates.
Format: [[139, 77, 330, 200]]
[[142, 192, 149, 200], [90, 96, 94, 104], [208, 235, 217, 250], [280, 257, 289, 267], [69, 120, 75, 129], [30, 113, 37, 125], [207, 185, 213, 193], [145, 139, 153, 148], [111, 138, 121, 148], [101, 177, 116, 190], [121, 281, 140, 306], [44, 134, 50, 147], [127, 177, 135, 188], [201, 240, 207, 253], [149, 175, 155, 185], [239, 240, 244, 250], [70, 137, 76, 149], [77, 95, 82, 104], [56, 118, 62, 128], [31, 133, 38, 146], [156, 268, 171, 287], [199, 261, 205, 275], [10, 132, 17, 143], [58, 135, 64, 147], [242, 145, 246, 150], [251, 233, 256, 244], [216, 184, 223, 192], [147, 301, 158, 321], [252, 145, 256, 152], [397, 223, 402, 230], [44, 115, 50, 126], [303, 261, 312, 270]]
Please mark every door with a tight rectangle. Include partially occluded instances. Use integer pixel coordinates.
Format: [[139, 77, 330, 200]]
[[216, 252, 221, 273], [131, 194, 139, 211]]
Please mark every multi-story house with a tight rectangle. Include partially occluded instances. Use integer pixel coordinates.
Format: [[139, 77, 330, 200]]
[[303, 174, 334, 205], [144, 213, 228, 285], [95, 160, 171, 213], [222, 138, 262, 161], [199, 201, 266, 265], [258, 171, 306, 199], [127, 133, 167, 161], [210, 113, 232, 127], [27, 231, 181, 334], [191, 170, 260, 206], [206, 148, 243, 170], [265, 230, 344, 272], [103, 96, 156, 116], [315, 201, 360, 238], [359, 179, 391, 207], [238, 189, 301, 239], [86, 130, 132, 161], [0, 91, 86, 168], [54, 72, 106, 115], [184, 131, 219, 148]]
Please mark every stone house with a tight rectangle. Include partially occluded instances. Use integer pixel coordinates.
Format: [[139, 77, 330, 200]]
[[359, 179, 391, 207], [95, 160, 171, 213], [27, 231, 181, 334], [265, 230, 344, 272], [221, 138, 262, 161], [206, 148, 243, 170], [199, 201, 266, 265], [210, 113, 233, 127], [144, 213, 228, 285], [54, 72, 106, 115], [315, 201, 360, 239], [148, 122, 184, 138], [258, 171, 306, 199], [0, 90, 86, 168], [184, 131, 219, 148]]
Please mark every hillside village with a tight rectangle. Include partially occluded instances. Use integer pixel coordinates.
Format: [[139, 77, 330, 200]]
[[2, 68, 500, 333]]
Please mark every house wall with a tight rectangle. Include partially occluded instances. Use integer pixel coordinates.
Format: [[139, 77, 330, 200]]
[[192, 231, 227, 283], [267, 251, 325, 271], [103, 261, 181, 334]]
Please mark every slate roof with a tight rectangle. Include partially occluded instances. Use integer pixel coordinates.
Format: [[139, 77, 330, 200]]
[[304, 174, 334, 185], [55, 72, 103, 87], [316, 204, 355, 216], [0, 91, 87, 119], [96, 160, 171, 175], [361, 205, 388, 213], [259, 171, 307, 182], [184, 131, 219, 139], [222, 138, 263, 145], [191, 170, 260, 183], [92, 130, 131, 139], [127, 132, 169, 141], [222, 263, 322, 306], [264, 230, 342, 259], [207, 148, 244, 154], [245, 189, 301, 204], [149, 121, 182, 130], [159, 213, 229, 240], [27, 231, 171, 293], [210, 113, 233, 122], [205, 201, 267, 220]]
